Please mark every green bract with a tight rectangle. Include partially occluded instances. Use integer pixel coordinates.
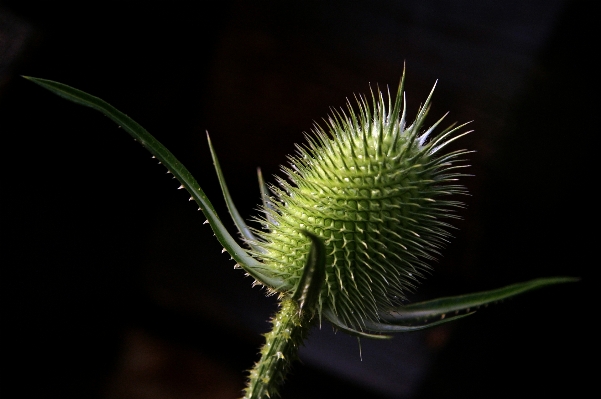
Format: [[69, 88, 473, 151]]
[[25, 71, 577, 399]]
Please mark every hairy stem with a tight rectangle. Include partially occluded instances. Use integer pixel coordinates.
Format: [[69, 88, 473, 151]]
[[243, 298, 312, 399]]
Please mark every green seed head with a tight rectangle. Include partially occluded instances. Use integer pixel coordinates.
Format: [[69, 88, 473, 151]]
[[252, 78, 471, 330]]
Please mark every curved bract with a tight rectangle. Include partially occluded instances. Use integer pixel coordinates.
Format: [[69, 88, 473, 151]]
[[26, 73, 578, 399]]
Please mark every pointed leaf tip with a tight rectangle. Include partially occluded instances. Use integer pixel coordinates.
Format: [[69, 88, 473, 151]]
[[25, 76, 291, 291], [206, 132, 258, 246], [381, 277, 579, 324]]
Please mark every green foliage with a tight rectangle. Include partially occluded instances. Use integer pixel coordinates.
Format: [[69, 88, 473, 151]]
[[25, 73, 577, 399]]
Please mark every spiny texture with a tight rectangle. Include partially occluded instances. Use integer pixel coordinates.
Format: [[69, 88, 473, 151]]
[[253, 83, 471, 330], [243, 299, 310, 399]]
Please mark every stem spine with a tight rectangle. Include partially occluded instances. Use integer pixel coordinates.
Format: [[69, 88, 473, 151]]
[[244, 299, 311, 399]]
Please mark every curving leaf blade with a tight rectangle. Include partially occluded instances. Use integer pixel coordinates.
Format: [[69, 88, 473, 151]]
[[363, 312, 474, 333], [322, 308, 392, 340], [381, 277, 579, 324], [292, 231, 326, 315], [25, 76, 291, 292], [206, 132, 258, 246], [257, 167, 276, 227]]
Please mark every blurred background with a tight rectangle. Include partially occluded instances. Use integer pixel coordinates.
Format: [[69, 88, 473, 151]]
[[1, 1, 590, 398]]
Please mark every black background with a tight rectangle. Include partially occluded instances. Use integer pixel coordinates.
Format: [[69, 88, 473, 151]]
[[1, 1, 590, 398]]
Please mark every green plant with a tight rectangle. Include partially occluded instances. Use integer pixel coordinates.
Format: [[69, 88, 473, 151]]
[[24, 71, 576, 399]]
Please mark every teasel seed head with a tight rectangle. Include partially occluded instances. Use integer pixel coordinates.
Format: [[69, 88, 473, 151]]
[[251, 77, 472, 330]]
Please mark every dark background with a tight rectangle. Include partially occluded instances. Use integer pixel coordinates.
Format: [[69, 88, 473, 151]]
[[1, 1, 590, 398]]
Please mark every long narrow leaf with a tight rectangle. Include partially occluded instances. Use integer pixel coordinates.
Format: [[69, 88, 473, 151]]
[[257, 167, 276, 226], [206, 132, 257, 245], [381, 277, 578, 324], [25, 76, 291, 291]]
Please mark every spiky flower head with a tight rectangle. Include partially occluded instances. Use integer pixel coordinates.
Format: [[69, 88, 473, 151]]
[[253, 78, 471, 330]]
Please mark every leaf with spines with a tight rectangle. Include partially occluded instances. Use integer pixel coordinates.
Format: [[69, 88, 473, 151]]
[[23, 76, 291, 292], [377, 276, 580, 326]]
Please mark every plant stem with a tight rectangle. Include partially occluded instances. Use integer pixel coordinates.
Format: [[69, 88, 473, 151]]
[[243, 298, 312, 399]]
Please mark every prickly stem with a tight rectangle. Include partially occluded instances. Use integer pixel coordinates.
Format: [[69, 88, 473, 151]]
[[243, 299, 312, 399]]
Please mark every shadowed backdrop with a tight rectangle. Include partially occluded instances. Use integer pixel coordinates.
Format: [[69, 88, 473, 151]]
[[1, 1, 590, 398]]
